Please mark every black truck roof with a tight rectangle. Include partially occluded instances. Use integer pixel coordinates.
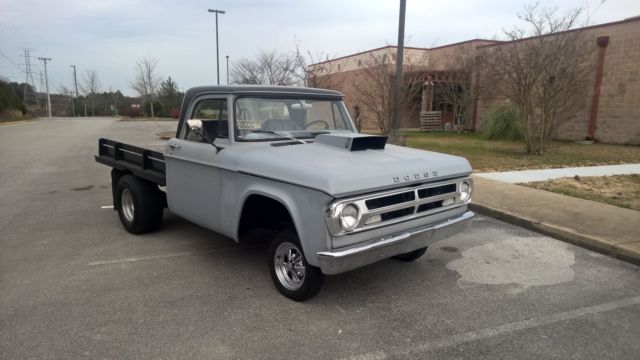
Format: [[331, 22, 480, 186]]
[[184, 85, 343, 100]]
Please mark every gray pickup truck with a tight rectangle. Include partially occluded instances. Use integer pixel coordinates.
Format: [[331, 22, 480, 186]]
[[96, 85, 474, 301]]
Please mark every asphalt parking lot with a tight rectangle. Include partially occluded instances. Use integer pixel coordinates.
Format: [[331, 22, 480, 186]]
[[1, 118, 639, 359]]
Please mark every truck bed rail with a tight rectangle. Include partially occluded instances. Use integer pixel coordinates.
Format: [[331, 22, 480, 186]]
[[95, 138, 166, 185]]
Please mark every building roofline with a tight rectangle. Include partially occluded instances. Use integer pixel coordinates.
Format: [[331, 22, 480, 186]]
[[428, 38, 502, 51], [308, 45, 395, 67], [308, 39, 499, 67], [310, 39, 503, 67], [309, 16, 640, 67], [478, 16, 640, 49]]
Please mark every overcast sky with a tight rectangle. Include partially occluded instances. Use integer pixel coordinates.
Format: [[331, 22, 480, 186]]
[[1, 0, 638, 96]]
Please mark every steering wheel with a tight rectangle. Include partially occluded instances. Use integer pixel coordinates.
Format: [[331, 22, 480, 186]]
[[306, 120, 330, 130]]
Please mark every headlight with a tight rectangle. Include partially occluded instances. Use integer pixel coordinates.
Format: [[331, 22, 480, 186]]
[[460, 182, 471, 202], [339, 204, 360, 231]]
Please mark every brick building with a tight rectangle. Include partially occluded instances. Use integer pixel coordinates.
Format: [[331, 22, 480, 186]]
[[308, 17, 640, 144]]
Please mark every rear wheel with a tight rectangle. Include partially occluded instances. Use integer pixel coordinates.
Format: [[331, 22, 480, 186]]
[[393, 246, 428, 262], [115, 175, 164, 234], [269, 228, 323, 301]]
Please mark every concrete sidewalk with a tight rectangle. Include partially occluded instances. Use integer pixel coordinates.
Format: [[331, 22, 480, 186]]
[[476, 163, 640, 183], [470, 176, 640, 265]]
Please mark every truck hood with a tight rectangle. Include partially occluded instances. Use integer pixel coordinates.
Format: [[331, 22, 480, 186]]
[[226, 140, 472, 198]]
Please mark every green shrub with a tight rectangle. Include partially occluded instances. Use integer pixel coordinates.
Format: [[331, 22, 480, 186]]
[[485, 105, 522, 141]]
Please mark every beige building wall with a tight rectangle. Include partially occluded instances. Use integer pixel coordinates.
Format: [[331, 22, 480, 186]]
[[475, 18, 640, 144], [311, 19, 640, 144]]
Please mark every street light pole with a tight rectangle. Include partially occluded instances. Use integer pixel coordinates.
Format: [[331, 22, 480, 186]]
[[208, 9, 226, 85], [391, 0, 406, 145], [226, 55, 229, 84]]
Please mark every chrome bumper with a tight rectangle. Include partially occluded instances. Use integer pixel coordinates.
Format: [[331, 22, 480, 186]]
[[317, 211, 474, 275]]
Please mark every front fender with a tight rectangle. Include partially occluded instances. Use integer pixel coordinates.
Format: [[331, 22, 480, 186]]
[[234, 175, 334, 267]]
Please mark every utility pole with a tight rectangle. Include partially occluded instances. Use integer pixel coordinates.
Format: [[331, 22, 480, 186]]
[[38, 57, 52, 117], [226, 55, 229, 84], [70, 65, 79, 117], [208, 8, 225, 85], [391, 0, 406, 145]]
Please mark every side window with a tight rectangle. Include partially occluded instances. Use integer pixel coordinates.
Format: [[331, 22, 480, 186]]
[[184, 98, 228, 142]]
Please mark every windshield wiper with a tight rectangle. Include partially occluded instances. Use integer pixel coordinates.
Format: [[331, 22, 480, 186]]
[[308, 131, 331, 138], [250, 130, 307, 144]]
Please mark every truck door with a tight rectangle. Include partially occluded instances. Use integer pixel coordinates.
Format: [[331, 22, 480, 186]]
[[164, 96, 230, 231]]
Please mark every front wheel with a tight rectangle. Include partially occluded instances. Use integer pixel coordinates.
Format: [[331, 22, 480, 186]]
[[269, 229, 323, 301], [393, 246, 428, 262]]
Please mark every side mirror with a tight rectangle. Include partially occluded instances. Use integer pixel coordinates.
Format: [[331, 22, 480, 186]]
[[185, 119, 225, 154], [187, 119, 203, 133]]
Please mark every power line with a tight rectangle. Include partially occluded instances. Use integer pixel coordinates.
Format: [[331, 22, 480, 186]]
[[0, 12, 29, 45], [0, 48, 24, 73]]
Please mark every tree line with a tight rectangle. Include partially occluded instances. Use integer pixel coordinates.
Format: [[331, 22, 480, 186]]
[[1, 56, 184, 119]]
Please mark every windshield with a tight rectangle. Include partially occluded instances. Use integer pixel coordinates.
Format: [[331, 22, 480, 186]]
[[234, 97, 354, 141]]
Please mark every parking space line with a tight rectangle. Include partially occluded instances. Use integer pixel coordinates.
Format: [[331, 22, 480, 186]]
[[340, 295, 640, 360], [87, 246, 259, 266], [100, 205, 114, 209]]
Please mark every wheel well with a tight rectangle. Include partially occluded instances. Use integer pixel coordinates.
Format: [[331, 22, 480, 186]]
[[110, 169, 166, 208], [238, 195, 294, 240]]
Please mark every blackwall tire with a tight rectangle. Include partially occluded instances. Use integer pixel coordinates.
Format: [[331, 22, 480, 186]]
[[115, 175, 164, 234], [393, 246, 428, 262], [269, 228, 323, 301]]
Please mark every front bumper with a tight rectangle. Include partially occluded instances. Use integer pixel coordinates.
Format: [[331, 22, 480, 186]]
[[316, 210, 474, 275]]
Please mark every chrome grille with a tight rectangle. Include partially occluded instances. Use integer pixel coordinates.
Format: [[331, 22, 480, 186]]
[[325, 177, 473, 236], [365, 191, 415, 210]]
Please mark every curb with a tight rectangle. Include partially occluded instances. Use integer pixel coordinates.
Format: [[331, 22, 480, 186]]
[[469, 203, 640, 266]]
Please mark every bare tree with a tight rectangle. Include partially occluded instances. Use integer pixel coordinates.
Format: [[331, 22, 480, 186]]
[[355, 52, 425, 133], [57, 85, 74, 116], [293, 42, 342, 89], [230, 49, 300, 86], [108, 87, 122, 116], [80, 69, 101, 116], [130, 56, 161, 117], [486, 3, 594, 154], [436, 45, 490, 132]]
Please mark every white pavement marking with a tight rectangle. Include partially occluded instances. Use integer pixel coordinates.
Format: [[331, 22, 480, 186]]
[[475, 163, 640, 183], [87, 246, 258, 266], [339, 296, 640, 360], [100, 205, 114, 209]]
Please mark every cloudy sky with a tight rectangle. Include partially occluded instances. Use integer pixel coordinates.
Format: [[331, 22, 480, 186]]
[[1, 0, 638, 96]]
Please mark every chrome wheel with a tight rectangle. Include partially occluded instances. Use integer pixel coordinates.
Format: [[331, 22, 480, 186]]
[[274, 242, 306, 291], [121, 188, 135, 223]]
